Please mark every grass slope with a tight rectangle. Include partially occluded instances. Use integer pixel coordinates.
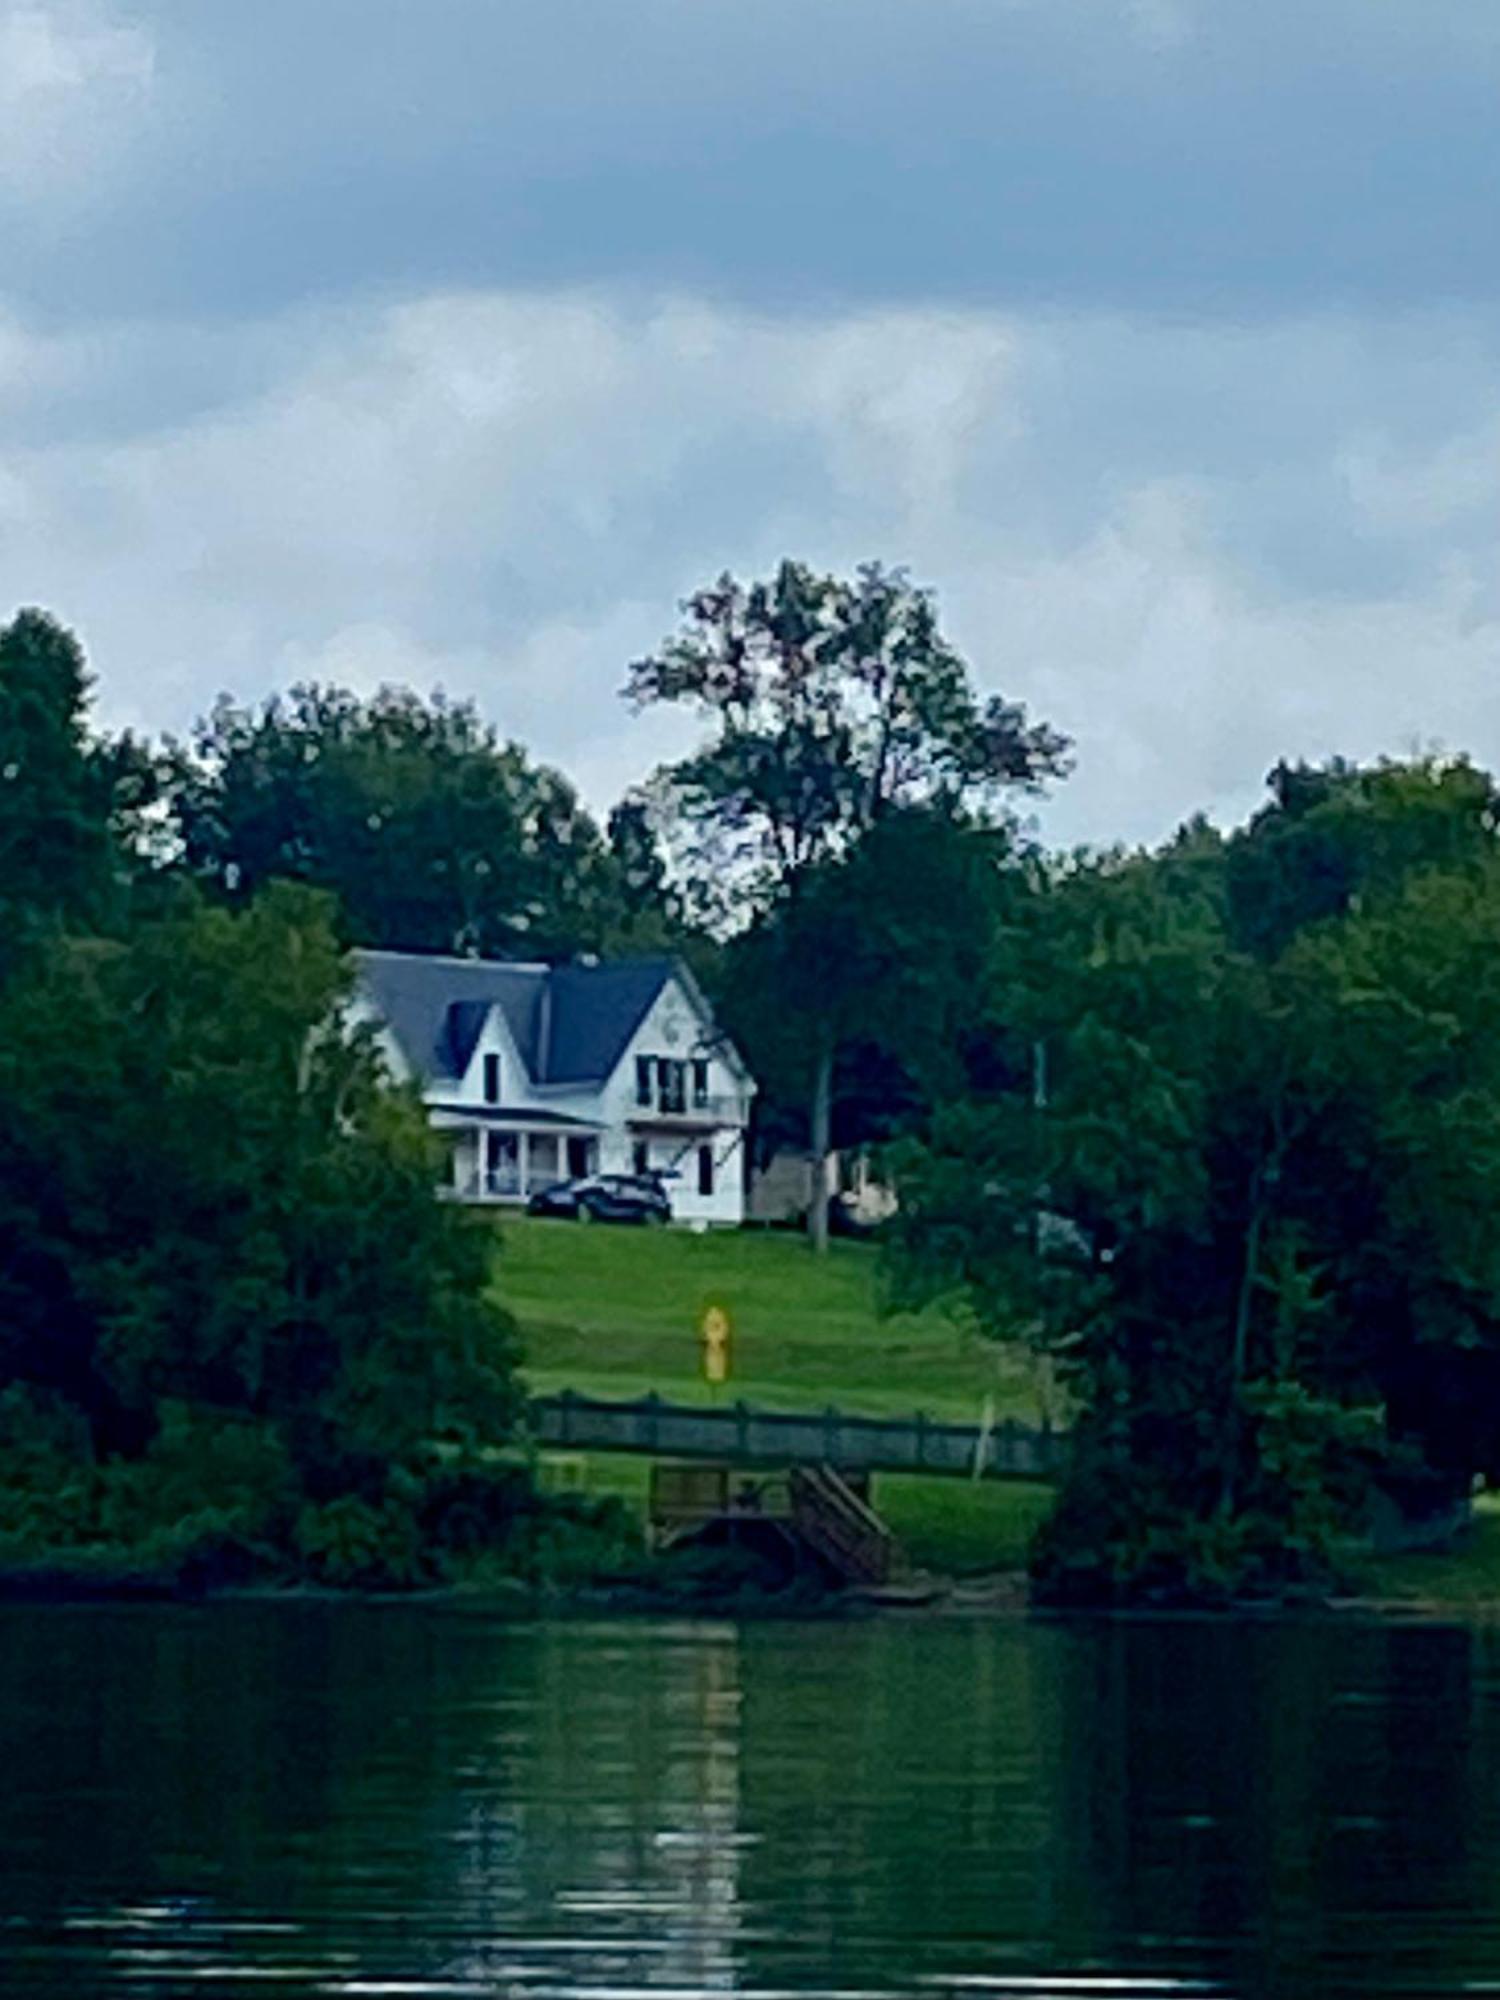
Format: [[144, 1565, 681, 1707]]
[[499, 1216, 1055, 1579], [496, 1215, 1042, 1422]]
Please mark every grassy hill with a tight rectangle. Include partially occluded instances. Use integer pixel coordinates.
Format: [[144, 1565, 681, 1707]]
[[493, 1214, 1044, 1423], [491, 1215, 1055, 1579]]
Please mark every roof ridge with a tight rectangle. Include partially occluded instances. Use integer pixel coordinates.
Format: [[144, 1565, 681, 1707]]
[[550, 951, 678, 975], [351, 946, 552, 974]]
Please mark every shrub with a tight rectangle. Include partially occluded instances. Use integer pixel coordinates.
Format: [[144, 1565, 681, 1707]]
[[96, 1405, 298, 1550], [1030, 1383, 1380, 1608], [294, 1494, 427, 1589]]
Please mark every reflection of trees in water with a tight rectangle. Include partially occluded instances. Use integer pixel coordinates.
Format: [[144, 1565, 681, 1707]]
[[0, 1608, 754, 1994], [1047, 1619, 1495, 1996], [732, 1620, 1054, 1982], [7, 1607, 1500, 1997], [444, 1619, 747, 1993]]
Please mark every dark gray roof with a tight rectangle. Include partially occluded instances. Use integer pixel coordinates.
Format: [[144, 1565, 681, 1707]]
[[543, 959, 680, 1085], [354, 949, 679, 1089]]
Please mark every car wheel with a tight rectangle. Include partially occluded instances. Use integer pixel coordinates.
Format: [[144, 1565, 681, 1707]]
[[575, 1201, 595, 1224]]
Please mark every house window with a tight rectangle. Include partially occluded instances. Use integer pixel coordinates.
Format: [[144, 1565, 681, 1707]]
[[635, 1055, 652, 1107], [482, 1052, 501, 1104], [697, 1144, 715, 1198], [633, 1140, 650, 1177], [659, 1059, 686, 1115], [691, 1059, 709, 1108]]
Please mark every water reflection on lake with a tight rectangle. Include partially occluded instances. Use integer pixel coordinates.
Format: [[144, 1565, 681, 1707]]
[[1, 1604, 1498, 1997]]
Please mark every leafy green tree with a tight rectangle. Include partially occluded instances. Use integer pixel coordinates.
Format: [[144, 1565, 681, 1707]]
[[627, 561, 1067, 901], [627, 561, 1068, 1245], [0, 883, 521, 1476], [164, 683, 625, 960], [891, 759, 1500, 1601], [0, 609, 144, 974], [718, 811, 1019, 1221], [600, 795, 685, 953]]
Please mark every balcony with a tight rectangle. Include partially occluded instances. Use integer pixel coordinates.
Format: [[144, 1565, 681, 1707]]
[[629, 1092, 743, 1126]]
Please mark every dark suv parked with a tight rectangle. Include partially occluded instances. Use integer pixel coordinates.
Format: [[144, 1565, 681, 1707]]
[[525, 1172, 672, 1226]]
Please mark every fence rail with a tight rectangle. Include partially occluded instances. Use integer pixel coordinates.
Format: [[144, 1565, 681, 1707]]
[[530, 1390, 1064, 1482]]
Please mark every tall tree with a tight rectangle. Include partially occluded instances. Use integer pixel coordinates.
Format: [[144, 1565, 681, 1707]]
[[164, 683, 624, 960], [0, 609, 138, 974], [626, 560, 1068, 1246]]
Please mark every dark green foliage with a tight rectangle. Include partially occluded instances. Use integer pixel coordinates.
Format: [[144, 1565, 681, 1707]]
[[163, 683, 628, 960], [0, 609, 145, 972], [604, 797, 682, 950], [718, 810, 1016, 1155], [1030, 1386, 1381, 1607], [892, 758, 1500, 1603], [0, 618, 537, 1593], [0, 882, 522, 1476]]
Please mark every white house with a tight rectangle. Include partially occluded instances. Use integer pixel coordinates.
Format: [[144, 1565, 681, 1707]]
[[352, 949, 756, 1227]]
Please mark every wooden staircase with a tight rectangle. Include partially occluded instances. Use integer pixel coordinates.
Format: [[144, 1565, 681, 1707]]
[[788, 1465, 898, 1587], [649, 1460, 901, 1588]]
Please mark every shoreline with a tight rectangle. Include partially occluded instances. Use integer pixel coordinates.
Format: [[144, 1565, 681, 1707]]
[[4, 1556, 1497, 1625]]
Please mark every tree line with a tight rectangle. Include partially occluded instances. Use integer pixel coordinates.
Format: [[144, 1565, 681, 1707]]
[[6, 570, 1500, 1602]]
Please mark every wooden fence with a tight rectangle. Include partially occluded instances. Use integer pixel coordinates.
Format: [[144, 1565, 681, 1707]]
[[530, 1390, 1064, 1482]]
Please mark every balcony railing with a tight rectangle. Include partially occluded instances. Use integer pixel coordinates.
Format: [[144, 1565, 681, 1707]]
[[631, 1092, 743, 1124]]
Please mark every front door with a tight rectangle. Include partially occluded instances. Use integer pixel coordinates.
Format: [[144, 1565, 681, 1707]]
[[567, 1135, 594, 1179]]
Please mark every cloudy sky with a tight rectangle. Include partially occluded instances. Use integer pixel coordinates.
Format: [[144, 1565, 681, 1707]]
[[3, 0, 1498, 846]]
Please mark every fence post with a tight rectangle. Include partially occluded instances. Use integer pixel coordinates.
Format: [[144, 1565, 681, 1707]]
[[823, 1405, 840, 1463]]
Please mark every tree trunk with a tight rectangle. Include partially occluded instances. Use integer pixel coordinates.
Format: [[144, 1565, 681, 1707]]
[[809, 1034, 834, 1256]]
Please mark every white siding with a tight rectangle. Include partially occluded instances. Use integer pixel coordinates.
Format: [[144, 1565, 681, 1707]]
[[595, 976, 752, 1226], [356, 961, 754, 1225]]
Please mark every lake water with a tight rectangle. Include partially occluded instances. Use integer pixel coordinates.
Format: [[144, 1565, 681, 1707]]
[[2, 1605, 1499, 1998]]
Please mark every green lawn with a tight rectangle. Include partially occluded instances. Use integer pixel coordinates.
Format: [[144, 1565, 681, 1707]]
[[495, 1214, 1043, 1423], [874, 1474, 1052, 1576], [1348, 1495, 1500, 1609]]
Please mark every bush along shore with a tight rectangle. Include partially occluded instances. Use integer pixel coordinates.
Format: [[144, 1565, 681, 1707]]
[[0, 1397, 645, 1601], [0, 1393, 866, 1612]]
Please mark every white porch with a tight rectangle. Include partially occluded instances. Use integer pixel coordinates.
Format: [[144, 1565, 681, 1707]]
[[438, 1117, 601, 1205]]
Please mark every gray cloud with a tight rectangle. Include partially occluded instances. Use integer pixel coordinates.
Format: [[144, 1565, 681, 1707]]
[[3, 286, 1497, 848], [5, 1, 1500, 322], [0, 1, 154, 202], [3, 3, 1497, 853]]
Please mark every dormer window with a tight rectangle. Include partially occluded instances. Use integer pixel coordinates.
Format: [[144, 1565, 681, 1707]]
[[482, 1053, 501, 1104], [692, 1059, 709, 1108]]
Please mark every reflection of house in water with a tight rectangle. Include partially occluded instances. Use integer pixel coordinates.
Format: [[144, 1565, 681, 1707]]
[[442, 1624, 748, 1994]]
